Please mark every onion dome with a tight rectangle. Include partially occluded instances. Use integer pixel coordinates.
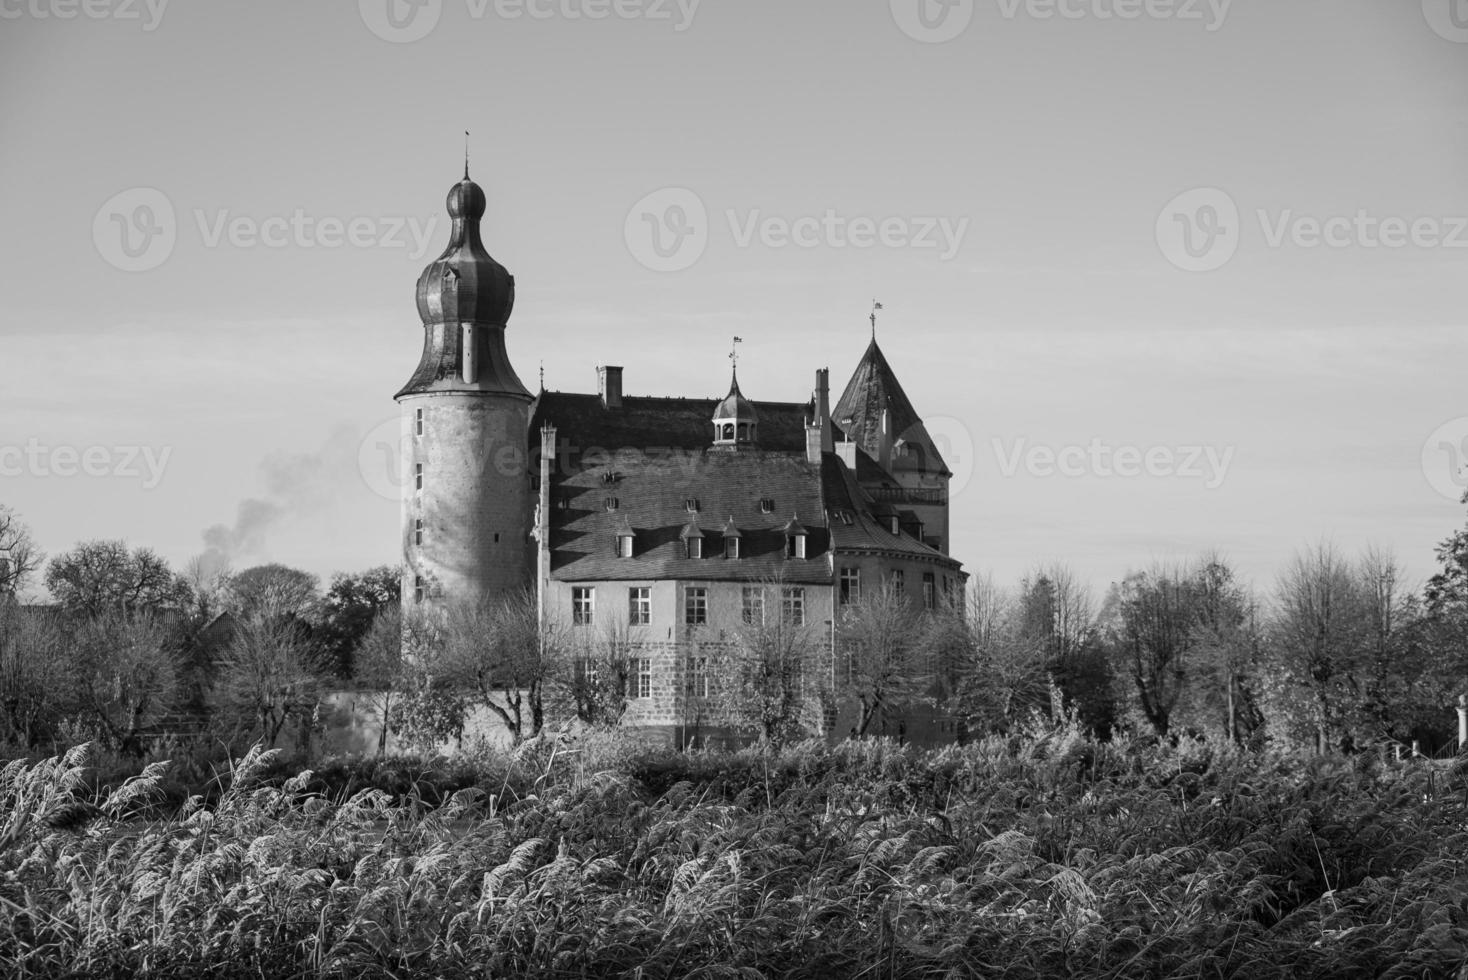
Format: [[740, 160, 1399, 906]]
[[396, 169, 530, 400], [415, 173, 515, 328], [712, 369, 759, 447]]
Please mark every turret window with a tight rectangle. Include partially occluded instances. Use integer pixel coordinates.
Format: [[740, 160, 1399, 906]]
[[922, 573, 936, 610], [415, 463, 424, 492], [414, 519, 424, 546], [413, 575, 425, 604], [414, 408, 424, 437]]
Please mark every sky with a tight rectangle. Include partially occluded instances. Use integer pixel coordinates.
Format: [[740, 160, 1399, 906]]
[[1, 0, 1466, 603]]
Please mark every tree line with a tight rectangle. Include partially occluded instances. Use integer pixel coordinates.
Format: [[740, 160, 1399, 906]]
[[6, 496, 1468, 757]]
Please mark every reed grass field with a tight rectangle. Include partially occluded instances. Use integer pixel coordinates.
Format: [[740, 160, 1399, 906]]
[[3, 731, 1467, 978]]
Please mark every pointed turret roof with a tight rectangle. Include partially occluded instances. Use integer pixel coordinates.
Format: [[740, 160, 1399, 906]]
[[833, 339, 950, 478]]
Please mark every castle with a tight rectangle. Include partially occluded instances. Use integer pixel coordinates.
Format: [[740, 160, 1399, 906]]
[[395, 170, 966, 745]]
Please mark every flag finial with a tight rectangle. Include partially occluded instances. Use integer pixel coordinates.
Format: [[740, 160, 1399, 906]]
[[870, 300, 884, 339], [464, 130, 470, 179]]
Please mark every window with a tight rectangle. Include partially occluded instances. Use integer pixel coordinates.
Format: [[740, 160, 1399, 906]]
[[760, 498, 775, 514], [922, 572, 936, 610], [628, 587, 650, 626], [685, 498, 700, 512], [786, 533, 807, 559], [616, 533, 634, 559], [414, 518, 424, 546], [414, 463, 424, 492], [686, 537, 703, 559], [839, 567, 861, 606], [414, 407, 424, 437], [686, 656, 709, 698], [413, 575, 425, 604], [685, 587, 708, 626], [741, 586, 765, 625], [573, 587, 595, 626], [724, 536, 740, 560], [604, 496, 619, 511], [892, 569, 904, 596], [632, 657, 652, 699], [781, 587, 805, 626]]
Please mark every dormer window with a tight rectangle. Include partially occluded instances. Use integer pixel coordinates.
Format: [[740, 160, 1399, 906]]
[[783, 515, 808, 559], [721, 517, 742, 559], [681, 521, 705, 559], [760, 498, 775, 514], [615, 527, 635, 558], [604, 497, 619, 512]]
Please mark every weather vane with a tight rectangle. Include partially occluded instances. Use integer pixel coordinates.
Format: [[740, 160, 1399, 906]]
[[870, 300, 883, 339], [729, 336, 742, 371]]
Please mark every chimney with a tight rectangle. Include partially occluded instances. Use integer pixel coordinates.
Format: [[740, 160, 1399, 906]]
[[806, 368, 833, 464], [598, 366, 623, 409], [837, 433, 858, 470]]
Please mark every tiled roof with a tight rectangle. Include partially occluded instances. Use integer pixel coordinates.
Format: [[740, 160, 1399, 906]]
[[532, 391, 811, 459], [834, 339, 951, 478], [547, 450, 831, 583], [535, 384, 960, 583]]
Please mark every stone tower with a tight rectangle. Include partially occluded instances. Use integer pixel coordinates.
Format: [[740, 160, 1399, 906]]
[[395, 170, 534, 615]]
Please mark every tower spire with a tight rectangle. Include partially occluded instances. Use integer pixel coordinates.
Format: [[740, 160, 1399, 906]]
[[464, 130, 470, 179]]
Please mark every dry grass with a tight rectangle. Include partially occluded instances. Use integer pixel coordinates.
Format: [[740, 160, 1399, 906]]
[[3, 733, 1467, 978]]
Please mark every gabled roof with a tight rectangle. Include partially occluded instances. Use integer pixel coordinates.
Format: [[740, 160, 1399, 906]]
[[833, 339, 951, 478]]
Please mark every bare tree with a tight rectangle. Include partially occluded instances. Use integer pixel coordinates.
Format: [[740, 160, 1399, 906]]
[[69, 611, 181, 756], [563, 617, 636, 727], [351, 603, 404, 757], [0, 505, 42, 597], [0, 603, 69, 746], [838, 579, 927, 737], [439, 589, 558, 745], [182, 554, 233, 622], [724, 582, 825, 744], [211, 614, 329, 749], [934, 576, 1050, 735], [45, 541, 191, 617], [1110, 564, 1197, 738], [224, 564, 320, 622], [1265, 542, 1372, 752]]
